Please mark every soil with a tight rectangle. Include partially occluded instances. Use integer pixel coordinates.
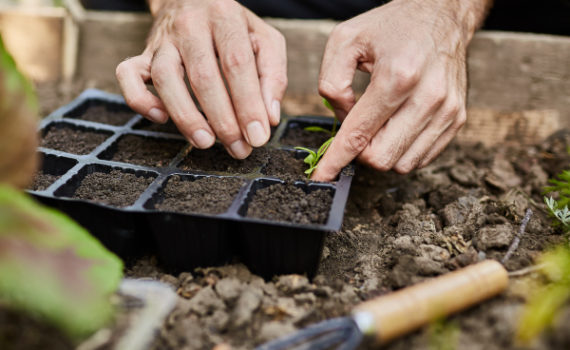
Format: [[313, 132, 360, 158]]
[[261, 149, 308, 182], [119, 131, 570, 350], [104, 135, 186, 167], [72, 169, 154, 207], [0, 307, 74, 350], [154, 176, 245, 215], [41, 125, 109, 155], [179, 144, 267, 174], [280, 127, 332, 149], [30, 171, 60, 191], [134, 119, 181, 134], [65, 103, 134, 126], [246, 183, 333, 225]]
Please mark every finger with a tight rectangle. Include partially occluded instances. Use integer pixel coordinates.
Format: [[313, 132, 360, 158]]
[[116, 54, 168, 123], [393, 95, 461, 173], [358, 77, 447, 174], [212, 8, 270, 147], [318, 23, 362, 121], [150, 43, 216, 149], [246, 12, 287, 126], [310, 75, 410, 182], [176, 26, 252, 159], [418, 108, 466, 168]]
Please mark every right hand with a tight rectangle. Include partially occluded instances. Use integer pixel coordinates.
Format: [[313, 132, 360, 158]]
[[116, 0, 287, 159]]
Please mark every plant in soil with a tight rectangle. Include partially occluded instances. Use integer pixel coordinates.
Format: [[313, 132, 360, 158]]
[[544, 169, 570, 230]]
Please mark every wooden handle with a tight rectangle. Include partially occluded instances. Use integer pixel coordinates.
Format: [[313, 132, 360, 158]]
[[352, 260, 508, 344]]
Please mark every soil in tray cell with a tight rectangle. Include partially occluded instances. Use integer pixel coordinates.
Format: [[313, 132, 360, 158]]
[[246, 182, 333, 225], [280, 124, 333, 149], [153, 175, 244, 215], [30, 172, 60, 191], [261, 149, 308, 181], [102, 135, 186, 167], [41, 124, 110, 155], [72, 169, 155, 208], [179, 143, 267, 174], [30, 154, 78, 191], [64, 102, 134, 126], [133, 119, 180, 134]]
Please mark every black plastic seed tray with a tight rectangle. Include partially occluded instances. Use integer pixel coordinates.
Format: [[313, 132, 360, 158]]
[[29, 89, 354, 278]]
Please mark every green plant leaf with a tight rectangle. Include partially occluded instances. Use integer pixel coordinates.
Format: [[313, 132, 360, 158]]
[[0, 185, 123, 339], [304, 126, 332, 134], [322, 98, 334, 112]]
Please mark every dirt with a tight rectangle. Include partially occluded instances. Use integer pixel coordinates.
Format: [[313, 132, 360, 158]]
[[134, 119, 181, 134], [72, 169, 155, 208], [104, 135, 186, 167], [179, 144, 267, 174], [280, 127, 332, 149], [65, 103, 135, 126], [261, 149, 308, 182], [246, 183, 333, 225], [41, 125, 110, 155], [0, 306, 74, 350], [30, 171, 60, 191], [154, 176, 245, 215]]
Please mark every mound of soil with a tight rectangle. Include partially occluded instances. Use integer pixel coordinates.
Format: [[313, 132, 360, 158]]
[[65, 103, 134, 126], [246, 183, 333, 225], [41, 126, 109, 155], [179, 144, 267, 174], [72, 169, 154, 207], [134, 119, 181, 134], [104, 135, 186, 167], [280, 127, 332, 149], [261, 149, 308, 182], [121, 131, 570, 350], [30, 171, 60, 191], [154, 176, 244, 215]]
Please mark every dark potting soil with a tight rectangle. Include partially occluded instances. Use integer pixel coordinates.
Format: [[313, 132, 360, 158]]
[[179, 144, 267, 174], [261, 149, 308, 182], [134, 119, 181, 134], [65, 104, 134, 126], [154, 176, 244, 215], [41, 126, 109, 155], [30, 171, 60, 191], [105, 135, 186, 167], [72, 169, 154, 207], [280, 127, 332, 149], [246, 183, 333, 224], [0, 307, 74, 350]]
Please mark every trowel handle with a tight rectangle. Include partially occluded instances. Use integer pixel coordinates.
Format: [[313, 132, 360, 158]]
[[352, 260, 508, 344]]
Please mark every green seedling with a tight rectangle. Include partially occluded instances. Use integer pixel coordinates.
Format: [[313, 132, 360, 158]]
[[295, 98, 338, 178], [543, 168, 570, 232]]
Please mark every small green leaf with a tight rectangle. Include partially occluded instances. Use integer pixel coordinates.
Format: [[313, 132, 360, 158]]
[[322, 98, 334, 112], [304, 126, 332, 134]]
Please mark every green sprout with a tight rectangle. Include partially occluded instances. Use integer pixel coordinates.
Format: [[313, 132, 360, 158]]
[[543, 168, 570, 232], [294, 98, 338, 178]]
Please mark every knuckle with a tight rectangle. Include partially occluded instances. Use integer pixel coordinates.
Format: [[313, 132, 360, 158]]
[[222, 50, 253, 71], [273, 74, 288, 91], [172, 11, 194, 34], [331, 22, 356, 42], [211, 120, 239, 140], [394, 160, 416, 174], [115, 60, 130, 79], [150, 62, 171, 87], [124, 94, 145, 111], [390, 64, 421, 93], [455, 110, 467, 128], [345, 129, 370, 155], [369, 155, 393, 172], [427, 86, 447, 107], [209, 0, 237, 15], [318, 80, 347, 101], [188, 62, 217, 84]]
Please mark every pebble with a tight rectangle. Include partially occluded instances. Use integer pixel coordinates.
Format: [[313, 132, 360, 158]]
[[474, 224, 514, 250]]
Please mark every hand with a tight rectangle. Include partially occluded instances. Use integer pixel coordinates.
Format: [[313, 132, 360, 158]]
[[312, 0, 491, 181], [116, 0, 287, 159]]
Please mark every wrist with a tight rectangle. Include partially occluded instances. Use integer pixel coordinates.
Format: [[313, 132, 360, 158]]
[[424, 0, 492, 43]]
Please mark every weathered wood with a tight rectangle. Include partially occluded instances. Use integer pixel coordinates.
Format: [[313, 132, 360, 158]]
[[0, 6, 65, 82]]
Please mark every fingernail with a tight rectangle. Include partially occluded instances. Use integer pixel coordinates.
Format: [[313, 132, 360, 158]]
[[192, 129, 215, 149], [148, 108, 167, 123], [230, 140, 251, 159], [246, 121, 268, 147], [271, 100, 281, 124]]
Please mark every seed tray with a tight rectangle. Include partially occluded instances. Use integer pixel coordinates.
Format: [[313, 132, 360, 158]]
[[29, 89, 354, 278]]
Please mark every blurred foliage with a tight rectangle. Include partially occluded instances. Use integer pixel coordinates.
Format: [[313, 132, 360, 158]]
[[429, 319, 459, 350], [0, 185, 124, 338]]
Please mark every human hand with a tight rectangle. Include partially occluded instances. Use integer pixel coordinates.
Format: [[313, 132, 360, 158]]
[[116, 0, 287, 159], [312, 0, 491, 181]]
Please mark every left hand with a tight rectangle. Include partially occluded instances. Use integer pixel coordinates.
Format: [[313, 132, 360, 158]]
[[311, 0, 490, 181]]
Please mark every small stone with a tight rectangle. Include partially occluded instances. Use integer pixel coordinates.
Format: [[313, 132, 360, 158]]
[[232, 286, 263, 328], [188, 286, 226, 316], [393, 236, 417, 254], [474, 224, 513, 250], [276, 275, 310, 294], [257, 321, 296, 344], [215, 278, 243, 303]]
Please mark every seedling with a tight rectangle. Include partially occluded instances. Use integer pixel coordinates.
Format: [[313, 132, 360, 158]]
[[295, 99, 338, 178], [544, 168, 570, 231]]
